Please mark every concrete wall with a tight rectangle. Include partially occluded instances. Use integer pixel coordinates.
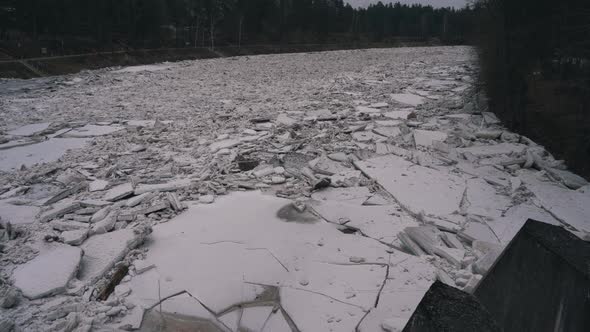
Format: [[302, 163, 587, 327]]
[[474, 221, 590, 332]]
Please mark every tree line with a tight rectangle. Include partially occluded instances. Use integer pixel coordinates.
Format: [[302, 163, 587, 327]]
[[0, 0, 473, 50]]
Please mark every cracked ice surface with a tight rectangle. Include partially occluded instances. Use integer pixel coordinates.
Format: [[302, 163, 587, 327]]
[[125, 192, 433, 331]]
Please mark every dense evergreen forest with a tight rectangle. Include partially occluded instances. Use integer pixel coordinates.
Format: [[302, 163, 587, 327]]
[[0, 0, 473, 51]]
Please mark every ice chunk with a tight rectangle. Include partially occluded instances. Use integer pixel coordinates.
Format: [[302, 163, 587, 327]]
[[311, 187, 371, 205], [384, 110, 413, 120], [89, 180, 109, 192], [355, 155, 465, 216], [391, 93, 425, 106], [355, 106, 381, 114], [0, 200, 39, 225], [473, 248, 502, 275], [457, 143, 527, 157], [521, 173, 590, 233], [482, 112, 501, 125], [352, 131, 385, 142], [463, 178, 511, 218], [413, 130, 448, 147], [114, 64, 172, 73], [39, 201, 81, 223], [0, 138, 89, 171], [103, 183, 134, 202], [209, 138, 241, 153], [461, 221, 500, 244], [62, 124, 124, 138], [370, 102, 389, 108], [62, 229, 88, 246], [373, 127, 402, 138], [133, 179, 192, 195], [79, 229, 145, 284], [13, 245, 82, 299], [276, 113, 297, 126], [312, 201, 418, 245], [7, 122, 51, 136], [486, 204, 559, 244]]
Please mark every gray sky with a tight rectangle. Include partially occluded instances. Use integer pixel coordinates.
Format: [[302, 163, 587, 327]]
[[346, 0, 469, 9]]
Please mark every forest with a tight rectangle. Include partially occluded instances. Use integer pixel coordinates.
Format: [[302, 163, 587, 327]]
[[0, 0, 474, 51]]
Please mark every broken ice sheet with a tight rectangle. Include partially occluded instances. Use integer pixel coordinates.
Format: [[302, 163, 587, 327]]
[[135, 292, 227, 332], [390, 93, 425, 106], [352, 131, 385, 143], [463, 178, 511, 218], [0, 137, 89, 171], [280, 287, 365, 332], [0, 199, 40, 225], [486, 204, 560, 244], [384, 110, 413, 120], [60, 124, 124, 138], [457, 143, 527, 157], [113, 64, 173, 74], [413, 129, 448, 147], [311, 187, 372, 205], [126, 192, 396, 320], [239, 306, 274, 332], [311, 200, 418, 245], [357, 258, 436, 332], [373, 126, 402, 138], [461, 220, 500, 244], [262, 310, 291, 332], [78, 228, 143, 284], [283, 261, 387, 310], [520, 171, 590, 233], [355, 106, 381, 114], [355, 155, 465, 216], [13, 245, 82, 299], [7, 122, 51, 136]]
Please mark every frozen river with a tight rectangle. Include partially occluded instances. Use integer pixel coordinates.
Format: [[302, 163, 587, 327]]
[[0, 46, 588, 332]]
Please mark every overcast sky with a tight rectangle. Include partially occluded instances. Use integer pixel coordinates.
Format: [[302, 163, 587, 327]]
[[346, 0, 469, 9]]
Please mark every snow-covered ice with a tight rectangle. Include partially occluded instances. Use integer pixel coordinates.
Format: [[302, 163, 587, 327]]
[[12, 245, 82, 299]]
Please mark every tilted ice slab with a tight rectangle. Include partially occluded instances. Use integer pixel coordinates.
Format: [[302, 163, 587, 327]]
[[355, 155, 466, 217], [61, 124, 124, 138], [0, 137, 89, 171], [0, 199, 40, 225], [126, 192, 431, 331], [13, 244, 82, 299], [413, 130, 448, 147], [485, 204, 560, 244], [391, 93, 425, 106], [113, 64, 173, 74], [7, 122, 51, 136], [78, 229, 141, 284], [520, 171, 590, 233], [457, 143, 527, 157], [463, 178, 511, 218]]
